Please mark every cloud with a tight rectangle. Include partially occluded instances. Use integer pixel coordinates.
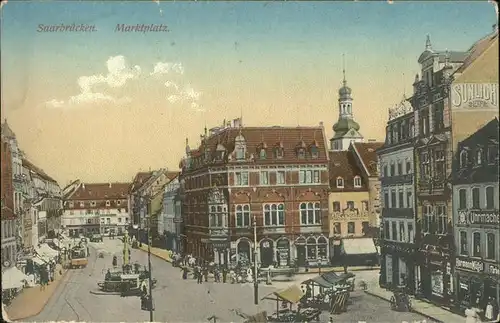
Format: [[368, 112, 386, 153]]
[[151, 62, 184, 76], [165, 81, 179, 91], [165, 84, 203, 111], [46, 55, 139, 108]]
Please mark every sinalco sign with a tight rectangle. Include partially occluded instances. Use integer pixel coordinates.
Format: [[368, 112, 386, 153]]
[[451, 83, 499, 109], [457, 210, 499, 226]]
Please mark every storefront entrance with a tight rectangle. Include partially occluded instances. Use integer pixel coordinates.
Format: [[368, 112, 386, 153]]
[[260, 239, 274, 268], [237, 240, 251, 264], [276, 239, 290, 267]]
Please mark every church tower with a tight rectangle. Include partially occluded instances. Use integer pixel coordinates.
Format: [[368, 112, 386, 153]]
[[330, 57, 364, 151]]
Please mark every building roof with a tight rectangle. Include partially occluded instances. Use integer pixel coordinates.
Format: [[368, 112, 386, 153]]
[[332, 118, 360, 134], [165, 171, 179, 181], [352, 142, 384, 177], [21, 158, 58, 184], [455, 31, 499, 75], [129, 171, 154, 193], [328, 150, 367, 192], [185, 126, 328, 167], [68, 182, 131, 200], [0, 120, 16, 139]]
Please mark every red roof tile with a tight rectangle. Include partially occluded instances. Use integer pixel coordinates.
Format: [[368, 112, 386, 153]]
[[189, 126, 328, 166], [130, 171, 154, 193], [352, 142, 384, 177], [328, 151, 367, 191], [21, 158, 58, 184], [69, 182, 130, 201]]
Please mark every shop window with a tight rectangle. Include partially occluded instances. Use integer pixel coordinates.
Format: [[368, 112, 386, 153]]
[[472, 187, 480, 209], [347, 222, 355, 234], [486, 233, 496, 260], [458, 189, 467, 210], [472, 232, 481, 257], [317, 237, 328, 260], [486, 186, 495, 209], [306, 237, 317, 260], [460, 231, 468, 255]]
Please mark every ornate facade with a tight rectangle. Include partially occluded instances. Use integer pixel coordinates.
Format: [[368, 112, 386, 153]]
[[180, 120, 330, 268]]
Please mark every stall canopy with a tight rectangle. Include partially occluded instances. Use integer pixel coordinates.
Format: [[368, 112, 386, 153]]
[[2, 266, 28, 289], [341, 238, 377, 255], [263, 285, 304, 304], [302, 275, 335, 288], [321, 271, 355, 284], [35, 244, 59, 259]]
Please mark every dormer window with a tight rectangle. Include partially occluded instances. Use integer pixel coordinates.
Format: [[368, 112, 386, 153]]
[[297, 148, 305, 159], [79, 202, 84, 208], [91, 201, 96, 207], [354, 176, 362, 188], [336, 177, 344, 188], [234, 133, 247, 160], [216, 143, 226, 161], [310, 144, 319, 159], [460, 150, 468, 168], [117, 200, 121, 206], [476, 148, 483, 166], [274, 144, 284, 159], [204, 148, 211, 161], [259, 148, 267, 159], [106, 200, 110, 206]]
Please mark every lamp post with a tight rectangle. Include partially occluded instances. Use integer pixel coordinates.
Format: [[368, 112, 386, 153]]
[[140, 195, 154, 322], [253, 215, 258, 305]]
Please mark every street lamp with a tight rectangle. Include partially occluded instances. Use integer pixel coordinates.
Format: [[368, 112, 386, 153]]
[[253, 215, 258, 305], [139, 195, 154, 322]]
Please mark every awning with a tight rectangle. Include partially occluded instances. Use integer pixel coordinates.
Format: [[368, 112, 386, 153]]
[[302, 276, 334, 288], [341, 238, 377, 255], [37, 243, 59, 258], [262, 285, 303, 304], [2, 267, 28, 289]]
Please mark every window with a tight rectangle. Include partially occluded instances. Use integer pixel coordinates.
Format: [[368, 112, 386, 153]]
[[80, 202, 84, 208], [87, 219, 91, 224], [407, 223, 414, 243], [361, 201, 368, 211], [458, 189, 467, 210], [274, 147, 284, 159], [390, 190, 396, 208], [398, 191, 404, 208], [332, 202, 340, 212], [236, 147, 245, 160], [472, 187, 480, 209], [486, 186, 495, 209], [235, 204, 251, 228], [406, 191, 413, 208], [390, 163, 395, 177], [460, 150, 468, 168], [264, 203, 285, 226], [476, 149, 483, 166], [361, 221, 369, 235], [117, 200, 121, 206], [397, 162, 403, 175], [91, 201, 96, 207], [299, 170, 315, 184], [297, 148, 305, 159], [473, 232, 481, 257], [276, 171, 286, 185], [311, 146, 319, 159], [106, 200, 110, 206], [399, 221, 405, 242], [235, 172, 249, 186], [313, 170, 320, 183], [384, 221, 390, 239], [106, 218, 111, 224], [423, 205, 433, 233], [333, 222, 341, 235], [346, 201, 354, 210], [421, 152, 430, 177], [392, 221, 397, 241], [406, 161, 412, 174], [486, 233, 496, 260], [347, 222, 355, 234], [336, 177, 344, 188], [488, 146, 498, 164], [209, 205, 226, 227], [383, 165, 388, 178], [300, 202, 321, 225], [384, 192, 389, 208], [118, 217, 122, 223], [436, 205, 447, 235], [354, 176, 362, 187], [434, 149, 445, 178], [260, 171, 269, 185], [259, 149, 267, 160]]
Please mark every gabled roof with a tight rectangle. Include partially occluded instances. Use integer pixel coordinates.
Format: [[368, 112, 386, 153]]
[[129, 171, 154, 193], [67, 182, 131, 201], [165, 171, 179, 181], [1, 120, 16, 139], [351, 142, 384, 177], [455, 31, 499, 75], [328, 150, 368, 192], [21, 158, 58, 184]]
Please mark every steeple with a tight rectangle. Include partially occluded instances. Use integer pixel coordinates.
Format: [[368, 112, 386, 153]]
[[425, 34, 433, 52], [337, 54, 354, 119]]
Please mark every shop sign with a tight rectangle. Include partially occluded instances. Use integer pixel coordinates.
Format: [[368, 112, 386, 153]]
[[456, 257, 484, 273], [451, 83, 498, 109], [486, 263, 500, 277], [457, 210, 499, 226]]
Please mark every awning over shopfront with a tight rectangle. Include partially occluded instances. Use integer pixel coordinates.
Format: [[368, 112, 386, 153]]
[[262, 285, 304, 304], [341, 238, 377, 255], [2, 266, 29, 290], [35, 243, 59, 259]]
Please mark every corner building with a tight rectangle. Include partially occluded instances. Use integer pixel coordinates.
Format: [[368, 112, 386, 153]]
[[180, 121, 330, 268]]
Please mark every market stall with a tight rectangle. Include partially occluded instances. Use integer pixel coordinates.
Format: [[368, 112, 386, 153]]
[[2, 267, 28, 290], [263, 285, 321, 322]]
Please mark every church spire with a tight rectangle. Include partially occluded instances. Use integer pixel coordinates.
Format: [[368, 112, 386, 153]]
[[342, 53, 347, 87], [425, 34, 433, 52]]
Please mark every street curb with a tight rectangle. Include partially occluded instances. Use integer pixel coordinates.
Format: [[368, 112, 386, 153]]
[[9, 269, 70, 321], [364, 290, 444, 323], [89, 290, 122, 296], [295, 266, 381, 274]]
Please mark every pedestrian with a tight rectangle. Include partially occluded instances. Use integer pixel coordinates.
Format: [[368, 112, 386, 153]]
[[203, 266, 208, 282], [222, 267, 227, 283], [182, 267, 188, 280]]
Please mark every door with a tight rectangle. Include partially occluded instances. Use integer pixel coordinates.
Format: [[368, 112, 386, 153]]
[[296, 245, 306, 267]]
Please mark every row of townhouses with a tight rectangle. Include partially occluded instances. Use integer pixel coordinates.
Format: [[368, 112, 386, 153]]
[[1, 120, 63, 271], [378, 28, 499, 313]]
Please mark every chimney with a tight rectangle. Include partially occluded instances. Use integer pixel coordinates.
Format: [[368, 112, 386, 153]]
[[319, 121, 324, 128], [82, 183, 85, 190], [109, 183, 112, 188]]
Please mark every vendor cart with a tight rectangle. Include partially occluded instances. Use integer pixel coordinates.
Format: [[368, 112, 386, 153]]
[[263, 285, 321, 322]]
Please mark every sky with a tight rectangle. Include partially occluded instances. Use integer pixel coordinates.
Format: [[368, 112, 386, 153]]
[[1, 0, 498, 186]]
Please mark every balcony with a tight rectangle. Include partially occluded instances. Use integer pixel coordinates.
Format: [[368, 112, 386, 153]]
[[382, 208, 414, 219], [381, 174, 413, 186]]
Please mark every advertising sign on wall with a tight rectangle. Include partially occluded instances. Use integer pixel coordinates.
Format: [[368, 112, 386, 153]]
[[457, 210, 499, 226], [451, 83, 499, 109]]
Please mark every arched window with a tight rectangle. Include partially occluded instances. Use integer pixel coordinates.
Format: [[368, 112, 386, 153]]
[[485, 186, 495, 209], [354, 176, 362, 188], [300, 202, 321, 225], [460, 150, 468, 168], [306, 237, 317, 261], [263, 203, 284, 226], [235, 204, 251, 227], [336, 177, 344, 188]]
